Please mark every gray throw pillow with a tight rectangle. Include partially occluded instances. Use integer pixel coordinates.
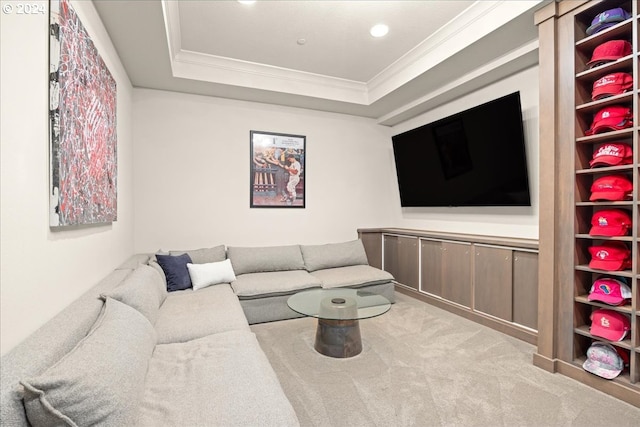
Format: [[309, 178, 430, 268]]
[[102, 264, 166, 325], [20, 298, 156, 427], [156, 253, 193, 292], [301, 239, 369, 272]]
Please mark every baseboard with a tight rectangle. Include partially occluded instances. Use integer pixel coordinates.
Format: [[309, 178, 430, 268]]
[[532, 352, 557, 373], [395, 285, 537, 345], [555, 360, 640, 407]]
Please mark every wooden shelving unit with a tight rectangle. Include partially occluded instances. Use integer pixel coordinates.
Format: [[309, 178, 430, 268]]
[[536, 0, 639, 406]]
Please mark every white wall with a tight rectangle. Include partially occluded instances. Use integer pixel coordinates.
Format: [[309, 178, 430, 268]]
[[389, 66, 540, 239], [133, 89, 396, 251], [0, 1, 134, 355]]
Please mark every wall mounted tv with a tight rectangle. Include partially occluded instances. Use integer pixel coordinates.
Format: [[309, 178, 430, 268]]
[[391, 91, 531, 207]]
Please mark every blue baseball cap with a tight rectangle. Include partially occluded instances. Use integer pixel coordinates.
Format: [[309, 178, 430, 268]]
[[586, 8, 631, 36]]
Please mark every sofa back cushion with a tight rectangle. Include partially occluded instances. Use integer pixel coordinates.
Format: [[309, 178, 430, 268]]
[[301, 239, 369, 272], [102, 264, 166, 325], [227, 245, 305, 275], [1, 268, 132, 426], [20, 298, 156, 427], [169, 245, 226, 264]]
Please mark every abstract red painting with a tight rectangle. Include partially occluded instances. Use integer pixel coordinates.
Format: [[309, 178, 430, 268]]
[[49, 0, 117, 227]]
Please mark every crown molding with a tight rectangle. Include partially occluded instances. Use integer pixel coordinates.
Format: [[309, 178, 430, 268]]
[[161, 0, 543, 107]]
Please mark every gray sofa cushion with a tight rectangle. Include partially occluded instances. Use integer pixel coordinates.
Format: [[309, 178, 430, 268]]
[[138, 330, 299, 427], [301, 239, 369, 272], [155, 284, 249, 344], [169, 245, 226, 264], [20, 298, 156, 427], [227, 245, 305, 275], [102, 264, 166, 325], [1, 269, 132, 427], [311, 265, 394, 289], [231, 270, 322, 299]]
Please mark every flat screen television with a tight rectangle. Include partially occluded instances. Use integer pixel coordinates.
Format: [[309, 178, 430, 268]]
[[391, 91, 531, 207]]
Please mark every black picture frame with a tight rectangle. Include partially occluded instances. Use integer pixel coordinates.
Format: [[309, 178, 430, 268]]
[[250, 130, 306, 208]]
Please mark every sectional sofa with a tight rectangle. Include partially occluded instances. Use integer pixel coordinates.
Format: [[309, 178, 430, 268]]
[[0, 239, 394, 426]]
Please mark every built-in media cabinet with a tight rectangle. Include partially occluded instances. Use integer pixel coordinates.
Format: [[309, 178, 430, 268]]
[[536, 0, 639, 406], [357, 228, 539, 345]]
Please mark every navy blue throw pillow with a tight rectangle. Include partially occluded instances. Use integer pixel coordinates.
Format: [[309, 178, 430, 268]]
[[156, 253, 193, 292]]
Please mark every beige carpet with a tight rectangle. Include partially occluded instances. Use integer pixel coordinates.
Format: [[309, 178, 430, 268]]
[[251, 292, 639, 427]]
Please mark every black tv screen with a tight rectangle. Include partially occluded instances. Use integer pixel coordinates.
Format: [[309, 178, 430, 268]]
[[391, 91, 531, 207]]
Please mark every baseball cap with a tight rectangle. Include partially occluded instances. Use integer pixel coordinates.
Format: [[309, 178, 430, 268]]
[[588, 277, 632, 305], [584, 105, 633, 135], [589, 143, 633, 167], [582, 341, 624, 379], [588, 241, 631, 271], [586, 8, 632, 36], [589, 208, 632, 236], [589, 175, 633, 201], [586, 40, 632, 68], [591, 72, 633, 100], [590, 309, 631, 341]]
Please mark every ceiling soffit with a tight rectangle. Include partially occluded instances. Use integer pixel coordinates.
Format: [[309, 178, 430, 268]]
[[161, 0, 543, 106]]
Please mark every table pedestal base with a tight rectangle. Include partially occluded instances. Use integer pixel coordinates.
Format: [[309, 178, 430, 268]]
[[314, 318, 362, 358]]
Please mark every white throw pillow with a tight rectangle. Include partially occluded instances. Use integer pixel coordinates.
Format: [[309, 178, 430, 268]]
[[187, 259, 237, 291]]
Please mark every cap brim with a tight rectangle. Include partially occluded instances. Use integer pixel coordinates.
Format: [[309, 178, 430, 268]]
[[590, 324, 628, 341], [586, 22, 619, 36], [590, 155, 625, 167], [589, 224, 628, 236], [583, 358, 622, 379], [589, 190, 628, 201], [589, 258, 625, 271], [588, 293, 626, 305], [587, 121, 631, 135]]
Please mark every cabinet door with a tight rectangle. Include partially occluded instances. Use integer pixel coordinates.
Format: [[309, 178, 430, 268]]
[[383, 235, 419, 290], [359, 232, 382, 269], [473, 245, 513, 321], [441, 241, 472, 308], [420, 239, 443, 296], [512, 251, 538, 330]]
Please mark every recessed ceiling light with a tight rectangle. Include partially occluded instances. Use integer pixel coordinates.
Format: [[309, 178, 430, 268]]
[[238, 0, 256, 5], [370, 24, 389, 38]]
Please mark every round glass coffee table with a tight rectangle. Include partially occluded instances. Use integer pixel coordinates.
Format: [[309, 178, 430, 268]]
[[287, 288, 391, 358]]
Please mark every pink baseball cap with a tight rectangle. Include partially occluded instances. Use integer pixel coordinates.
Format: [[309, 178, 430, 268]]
[[582, 341, 624, 379], [589, 175, 633, 201], [589, 143, 633, 167], [588, 277, 632, 305], [590, 309, 630, 341], [589, 209, 632, 236], [588, 241, 631, 271], [591, 72, 633, 100], [585, 105, 633, 135], [587, 40, 632, 68]]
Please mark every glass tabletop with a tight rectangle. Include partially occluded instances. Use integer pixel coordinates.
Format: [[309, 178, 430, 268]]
[[287, 288, 391, 320]]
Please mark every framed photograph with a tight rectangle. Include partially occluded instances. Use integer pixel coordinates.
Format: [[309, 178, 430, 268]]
[[49, 0, 118, 227], [250, 130, 305, 208]]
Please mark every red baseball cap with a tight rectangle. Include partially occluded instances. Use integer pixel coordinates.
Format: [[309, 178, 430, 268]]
[[589, 143, 633, 167], [590, 309, 630, 341], [588, 241, 631, 271], [589, 209, 632, 236], [588, 277, 632, 305], [587, 40, 632, 68], [589, 175, 633, 201], [591, 72, 633, 100], [585, 105, 633, 135]]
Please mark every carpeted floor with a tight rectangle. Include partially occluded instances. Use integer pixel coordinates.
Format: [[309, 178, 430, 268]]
[[251, 292, 640, 427]]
